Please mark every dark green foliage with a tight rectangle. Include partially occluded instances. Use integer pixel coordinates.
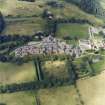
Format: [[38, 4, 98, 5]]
[[18, 0, 35, 2], [0, 103, 6, 105], [0, 12, 5, 33], [65, 0, 81, 5], [80, 0, 96, 13], [34, 58, 44, 81], [65, 0, 105, 17]]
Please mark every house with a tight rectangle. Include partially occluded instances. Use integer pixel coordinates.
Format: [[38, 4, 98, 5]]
[[79, 39, 92, 52], [15, 45, 41, 57]]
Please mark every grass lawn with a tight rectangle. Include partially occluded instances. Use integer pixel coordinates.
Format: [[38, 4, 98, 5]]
[[91, 59, 105, 74], [0, 91, 36, 105], [0, 61, 37, 85], [100, 0, 105, 9], [99, 50, 105, 55], [77, 70, 105, 105], [37, 85, 81, 105], [42, 60, 69, 80], [56, 23, 89, 39]]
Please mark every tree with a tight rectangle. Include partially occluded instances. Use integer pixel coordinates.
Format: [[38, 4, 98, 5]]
[[80, 0, 96, 14], [0, 11, 5, 33], [65, 0, 81, 6]]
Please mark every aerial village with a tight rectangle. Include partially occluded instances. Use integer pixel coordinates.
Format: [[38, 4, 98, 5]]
[[1, 0, 105, 105], [14, 26, 105, 58]]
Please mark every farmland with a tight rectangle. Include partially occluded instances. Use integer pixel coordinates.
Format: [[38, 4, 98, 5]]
[[0, 61, 37, 85], [0, 91, 36, 105], [0, 0, 104, 36], [42, 60, 69, 80], [2, 17, 46, 35], [77, 70, 105, 105], [37, 85, 81, 105], [0, 0, 105, 105], [56, 23, 89, 39]]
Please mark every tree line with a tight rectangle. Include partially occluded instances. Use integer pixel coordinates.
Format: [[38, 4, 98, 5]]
[[0, 12, 5, 33], [65, 0, 105, 17], [0, 78, 74, 94], [44, 17, 93, 36]]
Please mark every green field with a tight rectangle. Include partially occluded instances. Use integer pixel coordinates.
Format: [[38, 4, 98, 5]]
[[2, 17, 46, 35], [0, 91, 36, 105], [49, 2, 104, 25], [91, 58, 105, 74], [0, 61, 37, 85], [0, 0, 105, 105], [36, 70, 105, 105], [0, 0, 103, 25], [0, 0, 103, 36], [73, 54, 105, 77], [73, 57, 92, 77], [56, 23, 89, 39]]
